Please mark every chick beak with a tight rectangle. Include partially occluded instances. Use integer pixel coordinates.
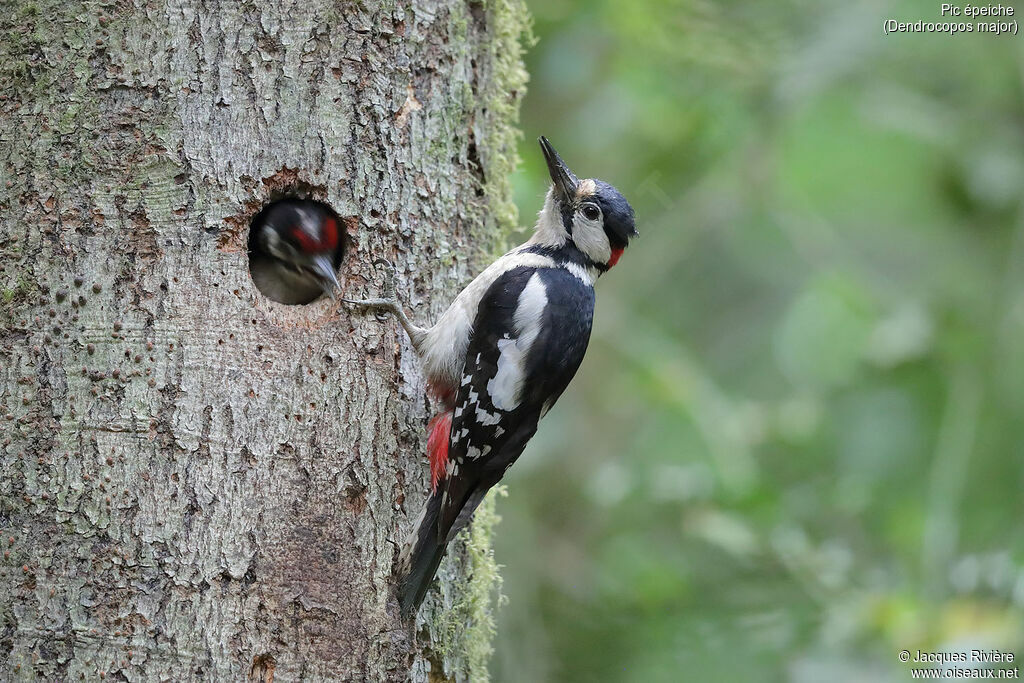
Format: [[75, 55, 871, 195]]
[[539, 136, 579, 204], [310, 254, 340, 299]]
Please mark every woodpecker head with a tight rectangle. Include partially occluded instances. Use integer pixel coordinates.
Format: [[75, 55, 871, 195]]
[[534, 136, 638, 270], [249, 199, 341, 299]]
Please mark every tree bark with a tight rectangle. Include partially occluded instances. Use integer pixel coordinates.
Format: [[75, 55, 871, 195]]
[[0, 0, 528, 680]]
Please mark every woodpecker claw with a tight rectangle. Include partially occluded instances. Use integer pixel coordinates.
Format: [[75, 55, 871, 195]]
[[343, 258, 400, 317], [343, 257, 427, 348]]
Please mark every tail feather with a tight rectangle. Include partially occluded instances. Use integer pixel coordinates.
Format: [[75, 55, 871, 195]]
[[398, 491, 447, 616], [397, 486, 493, 616]]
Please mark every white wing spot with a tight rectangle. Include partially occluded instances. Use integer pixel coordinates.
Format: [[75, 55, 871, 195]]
[[454, 406, 464, 418], [467, 446, 482, 460], [475, 406, 502, 426]]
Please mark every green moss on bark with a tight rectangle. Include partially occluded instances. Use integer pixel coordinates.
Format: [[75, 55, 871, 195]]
[[417, 1, 533, 678], [424, 487, 506, 682], [476, 0, 534, 242]]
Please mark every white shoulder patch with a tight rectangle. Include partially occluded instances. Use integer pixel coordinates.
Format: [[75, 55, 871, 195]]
[[418, 251, 555, 390], [487, 272, 549, 411]]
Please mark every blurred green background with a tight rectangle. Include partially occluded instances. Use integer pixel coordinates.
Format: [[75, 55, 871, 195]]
[[492, 0, 1024, 680]]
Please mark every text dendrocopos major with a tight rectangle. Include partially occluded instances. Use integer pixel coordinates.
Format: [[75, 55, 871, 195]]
[[248, 199, 342, 305], [346, 137, 638, 615]]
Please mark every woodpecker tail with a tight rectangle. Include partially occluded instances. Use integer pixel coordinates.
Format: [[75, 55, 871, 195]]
[[397, 484, 492, 616], [398, 490, 447, 616]]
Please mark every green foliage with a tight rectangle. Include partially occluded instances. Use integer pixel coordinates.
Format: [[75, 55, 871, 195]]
[[493, 0, 1024, 680]]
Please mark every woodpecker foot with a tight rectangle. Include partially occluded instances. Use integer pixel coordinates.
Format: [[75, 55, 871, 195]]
[[344, 258, 401, 314], [344, 258, 427, 348]]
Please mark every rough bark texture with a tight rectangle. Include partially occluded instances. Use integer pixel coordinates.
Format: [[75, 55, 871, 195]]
[[0, 0, 529, 680]]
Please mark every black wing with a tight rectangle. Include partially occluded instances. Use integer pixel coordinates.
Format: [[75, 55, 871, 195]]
[[437, 265, 595, 542]]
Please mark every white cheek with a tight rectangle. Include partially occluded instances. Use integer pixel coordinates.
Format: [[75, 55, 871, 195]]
[[572, 216, 611, 264], [262, 231, 297, 262]]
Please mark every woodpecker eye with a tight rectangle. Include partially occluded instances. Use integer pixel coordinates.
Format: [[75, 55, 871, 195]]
[[581, 203, 601, 221]]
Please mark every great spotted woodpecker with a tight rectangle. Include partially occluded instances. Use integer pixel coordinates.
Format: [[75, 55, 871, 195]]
[[248, 199, 342, 304], [346, 137, 637, 615]]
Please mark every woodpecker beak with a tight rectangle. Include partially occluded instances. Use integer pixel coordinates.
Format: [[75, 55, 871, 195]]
[[310, 254, 340, 299], [539, 136, 579, 204]]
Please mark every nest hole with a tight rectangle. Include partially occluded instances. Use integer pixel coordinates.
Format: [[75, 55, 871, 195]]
[[247, 198, 346, 305]]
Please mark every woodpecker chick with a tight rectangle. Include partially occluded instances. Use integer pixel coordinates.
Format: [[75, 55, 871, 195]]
[[347, 137, 637, 615], [249, 199, 342, 304]]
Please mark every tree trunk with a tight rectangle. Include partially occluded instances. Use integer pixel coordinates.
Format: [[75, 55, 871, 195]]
[[0, 1, 528, 680]]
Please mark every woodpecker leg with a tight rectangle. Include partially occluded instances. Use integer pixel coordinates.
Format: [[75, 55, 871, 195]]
[[344, 258, 427, 350]]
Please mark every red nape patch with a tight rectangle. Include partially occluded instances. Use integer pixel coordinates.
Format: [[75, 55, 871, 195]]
[[608, 247, 625, 268], [427, 412, 453, 492], [320, 216, 339, 250], [290, 216, 339, 253], [290, 225, 318, 252]]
